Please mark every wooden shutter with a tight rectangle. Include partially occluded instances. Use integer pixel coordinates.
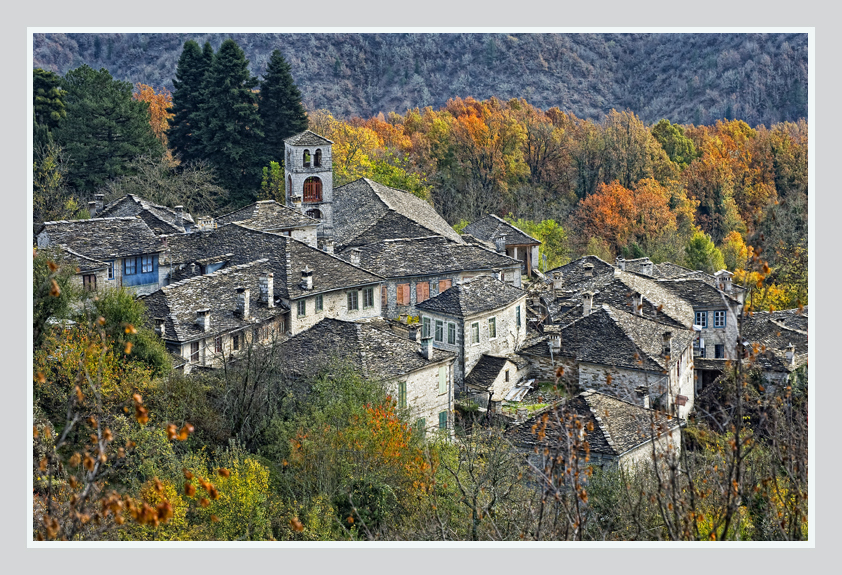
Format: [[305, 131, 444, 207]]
[[438, 279, 452, 293], [381, 285, 388, 307], [416, 281, 429, 303], [397, 283, 410, 305]]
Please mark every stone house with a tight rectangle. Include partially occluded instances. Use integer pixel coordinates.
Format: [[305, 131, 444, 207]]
[[415, 275, 528, 390], [94, 193, 195, 234], [277, 318, 457, 436], [462, 214, 541, 276], [520, 302, 696, 419], [741, 307, 808, 388], [507, 389, 682, 471], [337, 235, 523, 319], [52, 246, 110, 293], [158, 222, 383, 336], [215, 199, 319, 247], [140, 259, 286, 372], [36, 217, 165, 295], [463, 353, 531, 408]]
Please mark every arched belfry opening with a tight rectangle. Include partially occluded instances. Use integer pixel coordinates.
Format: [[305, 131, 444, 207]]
[[304, 177, 322, 203], [314, 149, 322, 167]]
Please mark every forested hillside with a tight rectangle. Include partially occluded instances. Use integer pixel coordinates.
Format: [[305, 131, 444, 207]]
[[33, 32, 807, 127]]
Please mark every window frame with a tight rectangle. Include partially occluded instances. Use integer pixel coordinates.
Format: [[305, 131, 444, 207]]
[[488, 316, 497, 339], [471, 322, 480, 345], [315, 294, 323, 312], [82, 274, 96, 291], [422, 316, 431, 339], [190, 341, 199, 363], [363, 287, 374, 309], [714, 343, 725, 359], [714, 310, 726, 328], [347, 290, 359, 311], [434, 319, 443, 342], [107, 261, 114, 280], [447, 322, 456, 345], [416, 281, 430, 303], [297, 299, 306, 317], [215, 336, 223, 353], [233, 333, 240, 351], [438, 411, 448, 430], [141, 255, 154, 274], [516, 305, 521, 327], [398, 381, 407, 409], [396, 283, 410, 306], [124, 257, 136, 275], [695, 311, 708, 328]]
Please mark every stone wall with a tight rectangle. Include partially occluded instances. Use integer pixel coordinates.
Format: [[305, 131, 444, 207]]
[[288, 284, 382, 335], [391, 359, 454, 437]]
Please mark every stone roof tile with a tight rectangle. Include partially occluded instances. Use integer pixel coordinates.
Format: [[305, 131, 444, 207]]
[[416, 275, 527, 318]]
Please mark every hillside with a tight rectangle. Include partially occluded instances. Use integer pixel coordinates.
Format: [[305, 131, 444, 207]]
[[33, 32, 807, 127]]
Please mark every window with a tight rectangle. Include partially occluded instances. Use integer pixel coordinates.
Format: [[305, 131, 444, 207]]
[[434, 320, 443, 342], [363, 287, 374, 309], [107, 261, 114, 280], [141, 255, 153, 273], [233, 334, 240, 351], [695, 311, 708, 328], [438, 279, 452, 293], [347, 291, 359, 311], [505, 369, 510, 383], [715, 344, 725, 359], [398, 381, 407, 408], [297, 299, 306, 317], [124, 257, 136, 275], [303, 176, 322, 202], [190, 341, 199, 363], [448, 323, 456, 345], [315, 294, 323, 312], [439, 365, 447, 394], [415, 418, 426, 435], [422, 316, 431, 339], [439, 411, 448, 430], [303, 149, 311, 167], [215, 336, 222, 353], [471, 322, 480, 344], [416, 281, 430, 303], [314, 149, 322, 167], [381, 285, 388, 308], [306, 208, 322, 220], [488, 317, 497, 339], [396, 283, 410, 305], [253, 327, 260, 341], [714, 310, 726, 328], [516, 305, 521, 327], [82, 274, 96, 291]]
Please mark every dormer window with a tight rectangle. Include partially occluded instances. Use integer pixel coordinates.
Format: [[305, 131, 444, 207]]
[[303, 149, 311, 167]]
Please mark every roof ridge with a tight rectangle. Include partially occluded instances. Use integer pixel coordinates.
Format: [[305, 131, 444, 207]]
[[162, 258, 269, 291]]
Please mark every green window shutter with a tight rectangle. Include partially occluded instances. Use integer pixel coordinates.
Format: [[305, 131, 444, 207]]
[[416, 418, 426, 434], [398, 381, 406, 408], [439, 365, 447, 394], [439, 411, 447, 429]]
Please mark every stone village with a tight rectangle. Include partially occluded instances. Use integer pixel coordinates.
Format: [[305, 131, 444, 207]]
[[35, 130, 808, 471]]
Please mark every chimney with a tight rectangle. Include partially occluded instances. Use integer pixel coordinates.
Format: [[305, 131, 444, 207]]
[[495, 234, 507, 254], [583, 262, 594, 277], [552, 272, 564, 298], [786, 343, 795, 366], [551, 334, 561, 352], [662, 332, 673, 358], [236, 287, 250, 319], [641, 259, 653, 276], [300, 266, 313, 290], [516, 407, 528, 422], [420, 335, 433, 360], [174, 205, 184, 230], [632, 291, 643, 315], [407, 324, 419, 342], [88, 201, 98, 217], [582, 291, 594, 317], [155, 317, 166, 338], [615, 257, 626, 271], [323, 239, 335, 255], [196, 308, 211, 332], [260, 272, 275, 307], [292, 196, 303, 213], [349, 248, 361, 267], [94, 193, 104, 215]]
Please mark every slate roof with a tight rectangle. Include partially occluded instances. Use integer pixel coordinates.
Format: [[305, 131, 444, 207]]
[[215, 200, 319, 231], [140, 260, 286, 344], [332, 178, 464, 249], [161, 223, 382, 299], [657, 277, 743, 308], [284, 130, 334, 146], [37, 217, 164, 260], [507, 390, 680, 457], [416, 275, 527, 318], [97, 194, 195, 235], [546, 255, 616, 286], [278, 318, 455, 381], [58, 247, 109, 274], [464, 354, 522, 391], [741, 309, 808, 373], [338, 236, 521, 278], [462, 214, 540, 246], [521, 304, 694, 373], [652, 261, 696, 279]]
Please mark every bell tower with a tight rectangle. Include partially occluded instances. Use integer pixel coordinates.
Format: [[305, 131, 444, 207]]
[[283, 130, 334, 244]]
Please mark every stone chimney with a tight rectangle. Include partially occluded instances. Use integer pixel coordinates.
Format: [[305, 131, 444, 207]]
[[583, 262, 594, 277], [615, 257, 626, 271], [260, 272, 275, 307], [632, 291, 643, 315], [582, 291, 594, 317], [552, 272, 564, 298], [641, 259, 653, 276], [662, 331, 673, 358], [323, 239, 335, 255], [236, 287, 250, 319], [349, 248, 361, 267], [94, 194, 104, 215], [88, 201, 98, 217], [495, 234, 507, 254], [636, 386, 651, 409], [420, 335, 433, 360], [551, 334, 561, 352], [196, 308, 211, 332], [174, 205, 184, 230], [155, 317, 166, 338], [292, 196, 303, 213], [407, 325, 419, 343], [300, 266, 313, 290], [786, 343, 795, 366]]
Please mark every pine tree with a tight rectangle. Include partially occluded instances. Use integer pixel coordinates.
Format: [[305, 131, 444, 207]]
[[258, 49, 308, 165], [53, 65, 163, 195], [195, 39, 264, 205], [33, 68, 66, 131], [168, 40, 214, 163]]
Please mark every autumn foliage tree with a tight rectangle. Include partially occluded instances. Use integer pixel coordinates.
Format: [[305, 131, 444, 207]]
[[133, 83, 174, 152]]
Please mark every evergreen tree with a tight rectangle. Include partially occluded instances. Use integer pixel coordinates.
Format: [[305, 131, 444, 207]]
[[33, 68, 66, 130], [258, 49, 308, 165], [684, 230, 726, 274], [168, 40, 214, 163], [195, 39, 264, 205], [53, 65, 163, 195]]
